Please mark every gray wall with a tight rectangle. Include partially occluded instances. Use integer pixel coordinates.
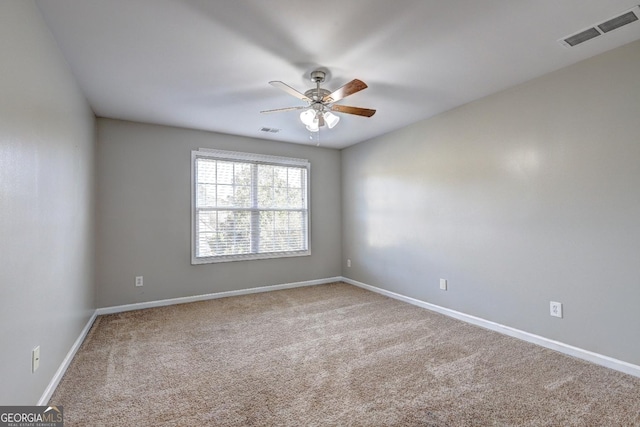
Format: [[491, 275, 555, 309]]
[[96, 119, 342, 307], [0, 1, 96, 404], [342, 40, 640, 366]]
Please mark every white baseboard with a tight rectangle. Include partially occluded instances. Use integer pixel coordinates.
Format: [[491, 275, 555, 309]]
[[341, 276, 640, 378], [38, 310, 98, 405], [43, 275, 638, 405], [96, 277, 342, 315]]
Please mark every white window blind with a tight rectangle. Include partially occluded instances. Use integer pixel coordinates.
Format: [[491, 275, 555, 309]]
[[191, 149, 310, 264]]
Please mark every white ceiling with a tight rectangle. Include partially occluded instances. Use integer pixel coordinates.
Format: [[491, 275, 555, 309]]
[[36, 0, 640, 149]]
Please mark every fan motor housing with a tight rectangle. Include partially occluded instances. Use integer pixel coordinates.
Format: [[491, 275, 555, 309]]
[[304, 88, 331, 102]]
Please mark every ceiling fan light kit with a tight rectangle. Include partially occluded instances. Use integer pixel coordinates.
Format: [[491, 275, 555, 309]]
[[261, 69, 376, 135], [306, 119, 319, 133], [323, 111, 340, 129], [299, 109, 316, 126]]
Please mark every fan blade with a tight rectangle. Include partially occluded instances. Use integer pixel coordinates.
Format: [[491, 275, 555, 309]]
[[269, 81, 311, 102], [260, 106, 308, 114], [331, 104, 376, 117], [322, 79, 368, 103]]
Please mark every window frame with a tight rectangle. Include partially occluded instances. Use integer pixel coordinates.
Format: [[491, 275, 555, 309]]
[[191, 148, 311, 264]]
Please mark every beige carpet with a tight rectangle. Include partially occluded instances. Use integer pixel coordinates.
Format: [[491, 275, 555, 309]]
[[50, 282, 640, 426]]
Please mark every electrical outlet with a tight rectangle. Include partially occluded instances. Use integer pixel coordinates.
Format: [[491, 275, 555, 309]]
[[550, 301, 563, 318], [135, 276, 143, 287], [439, 279, 447, 291], [347, 259, 351, 268], [32, 346, 40, 373]]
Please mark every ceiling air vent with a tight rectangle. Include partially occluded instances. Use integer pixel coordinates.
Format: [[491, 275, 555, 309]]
[[598, 10, 639, 33], [563, 27, 601, 47], [560, 6, 640, 47], [259, 127, 280, 133]]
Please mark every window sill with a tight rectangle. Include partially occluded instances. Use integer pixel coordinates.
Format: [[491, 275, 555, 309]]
[[191, 250, 311, 265]]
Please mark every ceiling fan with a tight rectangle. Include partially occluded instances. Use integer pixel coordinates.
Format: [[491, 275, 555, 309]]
[[260, 69, 376, 132]]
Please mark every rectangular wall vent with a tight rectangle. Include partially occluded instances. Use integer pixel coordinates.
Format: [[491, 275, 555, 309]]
[[560, 6, 640, 47]]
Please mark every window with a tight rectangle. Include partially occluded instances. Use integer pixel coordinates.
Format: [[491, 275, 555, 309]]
[[191, 149, 310, 264]]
